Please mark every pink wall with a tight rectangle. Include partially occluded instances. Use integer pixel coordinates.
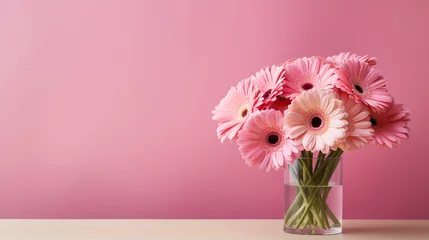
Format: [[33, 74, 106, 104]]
[[0, 0, 428, 219]]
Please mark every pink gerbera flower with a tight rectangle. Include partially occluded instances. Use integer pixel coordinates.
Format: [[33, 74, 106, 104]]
[[284, 89, 348, 154], [326, 52, 377, 67], [282, 57, 338, 99], [369, 103, 411, 148], [250, 65, 285, 107], [336, 92, 374, 152], [335, 59, 393, 113], [212, 79, 263, 142], [237, 109, 300, 171]]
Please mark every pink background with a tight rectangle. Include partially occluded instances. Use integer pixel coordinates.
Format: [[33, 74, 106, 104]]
[[0, 0, 428, 219]]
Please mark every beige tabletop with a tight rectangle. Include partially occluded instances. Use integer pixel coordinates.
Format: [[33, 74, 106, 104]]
[[0, 219, 427, 240]]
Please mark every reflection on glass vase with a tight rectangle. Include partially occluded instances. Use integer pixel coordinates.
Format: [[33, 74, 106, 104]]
[[283, 150, 343, 235]]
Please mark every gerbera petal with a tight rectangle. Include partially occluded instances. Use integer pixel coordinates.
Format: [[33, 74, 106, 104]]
[[287, 125, 308, 139], [302, 132, 315, 150], [276, 151, 284, 167], [287, 111, 305, 121]]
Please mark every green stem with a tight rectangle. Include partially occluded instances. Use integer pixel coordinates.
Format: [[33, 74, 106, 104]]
[[314, 151, 325, 173], [286, 184, 325, 229], [300, 152, 307, 183], [285, 160, 325, 228], [295, 160, 328, 229], [307, 151, 313, 175], [321, 154, 342, 226], [322, 157, 341, 201]]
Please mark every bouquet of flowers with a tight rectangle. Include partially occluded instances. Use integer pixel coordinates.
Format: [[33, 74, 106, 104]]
[[212, 53, 410, 233]]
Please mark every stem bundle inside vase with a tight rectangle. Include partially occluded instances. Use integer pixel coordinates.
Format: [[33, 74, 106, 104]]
[[284, 149, 343, 230]]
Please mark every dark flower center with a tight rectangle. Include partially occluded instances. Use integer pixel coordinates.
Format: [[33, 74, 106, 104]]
[[302, 83, 313, 90], [370, 117, 377, 126], [354, 84, 364, 93], [311, 116, 322, 128], [263, 89, 272, 98], [241, 109, 248, 118], [267, 134, 280, 145]]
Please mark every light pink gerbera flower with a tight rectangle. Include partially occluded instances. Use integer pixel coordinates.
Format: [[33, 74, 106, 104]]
[[282, 57, 338, 99], [326, 52, 377, 67], [336, 92, 374, 152], [335, 59, 393, 113], [237, 109, 300, 171], [284, 89, 348, 154], [369, 102, 411, 148], [212, 79, 263, 142], [250, 65, 285, 107]]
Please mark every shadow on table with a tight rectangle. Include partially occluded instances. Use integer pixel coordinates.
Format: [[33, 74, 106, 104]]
[[344, 224, 429, 237]]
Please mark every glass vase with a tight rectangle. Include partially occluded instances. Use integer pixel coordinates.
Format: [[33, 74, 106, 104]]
[[283, 150, 343, 235]]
